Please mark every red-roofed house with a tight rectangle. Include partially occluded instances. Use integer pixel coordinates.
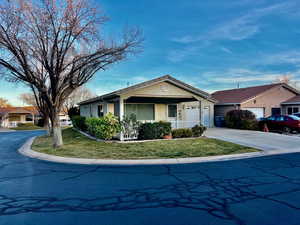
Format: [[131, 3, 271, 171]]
[[0, 107, 40, 128], [212, 83, 300, 119]]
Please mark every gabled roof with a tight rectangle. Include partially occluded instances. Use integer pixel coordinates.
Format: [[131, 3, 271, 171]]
[[0, 107, 39, 116], [79, 75, 216, 105], [282, 95, 300, 105], [212, 83, 300, 105]]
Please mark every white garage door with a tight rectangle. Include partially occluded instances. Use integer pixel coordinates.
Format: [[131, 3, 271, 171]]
[[243, 108, 264, 119]]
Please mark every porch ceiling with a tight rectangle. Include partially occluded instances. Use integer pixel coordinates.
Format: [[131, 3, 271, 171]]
[[124, 96, 197, 104]]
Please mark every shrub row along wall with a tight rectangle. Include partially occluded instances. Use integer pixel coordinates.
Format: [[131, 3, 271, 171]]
[[72, 114, 207, 141]]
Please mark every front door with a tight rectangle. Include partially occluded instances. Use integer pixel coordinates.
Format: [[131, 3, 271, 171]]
[[168, 104, 178, 128], [203, 106, 210, 127]]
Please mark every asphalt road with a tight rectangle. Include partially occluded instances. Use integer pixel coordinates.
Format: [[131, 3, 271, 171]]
[[1, 131, 300, 225]]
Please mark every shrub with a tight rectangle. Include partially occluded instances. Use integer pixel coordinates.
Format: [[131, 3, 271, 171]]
[[138, 121, 172, 140], [191, 124, 206, 137], [172, 128, 193, 138], [68, 106, 80, 118], [37, 118, 45, 127], [71, 115, 87, 131], [17, 123, 34, 127], [159, 121, 172, 136], [225, 110, 258, 130], [86, 113, 121, 140]]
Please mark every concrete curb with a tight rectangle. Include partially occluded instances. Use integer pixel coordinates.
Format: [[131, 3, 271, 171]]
[[18, 136, 300, 166]]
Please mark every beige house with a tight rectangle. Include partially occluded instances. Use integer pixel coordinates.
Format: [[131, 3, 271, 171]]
[[0, 107, 38, 128], [212, 83, 300, 120], [79, 75, 216, 140]]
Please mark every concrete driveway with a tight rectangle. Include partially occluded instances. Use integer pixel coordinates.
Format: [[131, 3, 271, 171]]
[[2, 131, 300, 225], [205, 128, 300, 153]]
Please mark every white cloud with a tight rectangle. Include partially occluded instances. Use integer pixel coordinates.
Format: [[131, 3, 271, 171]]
[[204, 68, 298, 84], [220, 47, 233, 54], [166, 46, 200, 63], [172, 2, 295, 44]]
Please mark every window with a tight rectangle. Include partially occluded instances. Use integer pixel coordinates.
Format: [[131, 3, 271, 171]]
[[275, 116, 284, 121], [125, 104, 154, 120], [168, 105, 177, 118], [98, 105, 104, 117], [287, 107, 299, 115]]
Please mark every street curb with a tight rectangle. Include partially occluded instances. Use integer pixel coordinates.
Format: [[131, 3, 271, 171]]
[[18, 136, 300, 166]]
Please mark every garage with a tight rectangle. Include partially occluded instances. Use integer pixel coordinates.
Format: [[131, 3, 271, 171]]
[[243, 107, 264, 119]]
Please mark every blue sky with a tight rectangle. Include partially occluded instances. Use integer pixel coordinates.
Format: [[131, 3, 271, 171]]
[[2, 0, 300, 105]]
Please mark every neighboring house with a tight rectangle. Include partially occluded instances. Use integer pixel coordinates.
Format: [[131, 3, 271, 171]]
[[281, 95, 300, 115], [0, 107, 39, 128], [212, 83, 300, 120], [79, 75, 216, 140]]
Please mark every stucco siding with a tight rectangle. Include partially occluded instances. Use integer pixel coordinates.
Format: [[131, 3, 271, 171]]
[[123, 81, 195, 98], [155, 104, 167, 121], [241, 86, 297, 117]]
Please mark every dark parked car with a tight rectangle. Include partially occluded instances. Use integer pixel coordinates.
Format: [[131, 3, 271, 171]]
[[259, 115, 300, 133]]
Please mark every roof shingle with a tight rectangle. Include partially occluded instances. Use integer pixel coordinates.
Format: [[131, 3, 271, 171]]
[[212, 83, 283, 104]]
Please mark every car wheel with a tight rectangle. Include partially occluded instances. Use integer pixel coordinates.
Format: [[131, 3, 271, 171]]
[[282, 126, 291, 134]]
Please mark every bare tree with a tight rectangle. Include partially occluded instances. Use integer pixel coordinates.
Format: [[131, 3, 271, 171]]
[[275, 75, 299, 90], [19, 87, 51, 134], [0, 97, 11, 107], [19, 93, 36, 107], [0, 0, 142, 147], [63, 86, 95, 115]]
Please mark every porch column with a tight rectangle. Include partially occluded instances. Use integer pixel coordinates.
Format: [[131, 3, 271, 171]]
[[199, 100, 202, 125], [119, 97, 124, 141]]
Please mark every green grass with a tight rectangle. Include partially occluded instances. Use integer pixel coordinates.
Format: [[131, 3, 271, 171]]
[[32, 128, 258, 159], [13, 124, 44, 130]]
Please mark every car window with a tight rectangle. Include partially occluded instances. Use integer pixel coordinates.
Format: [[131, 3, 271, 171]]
[[275, 116, 284, 121], [289, 115, 300, 120]]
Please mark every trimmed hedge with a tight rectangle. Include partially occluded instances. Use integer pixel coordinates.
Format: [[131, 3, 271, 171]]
[[71, 115, 87, 131], [138, 121, 172, 140], [191, 124, 206, 137], [172, 128, 193, 138], [17, 123, 35, 127], [225, 110, 258, 130], [86, 113, 121, 140]]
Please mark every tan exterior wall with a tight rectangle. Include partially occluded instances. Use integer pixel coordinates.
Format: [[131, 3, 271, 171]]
[[241, 86, 297, 117], [155, 104, 167, 121], [123, 81, 194, 98], [107, 103, 114, 114]]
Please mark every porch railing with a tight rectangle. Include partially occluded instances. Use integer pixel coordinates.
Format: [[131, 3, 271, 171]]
[[121, 120, 202, 141]]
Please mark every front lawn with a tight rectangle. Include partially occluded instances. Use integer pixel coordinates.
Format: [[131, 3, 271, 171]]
[[32, 128, 258, 159], [13, 124, 44, 131]]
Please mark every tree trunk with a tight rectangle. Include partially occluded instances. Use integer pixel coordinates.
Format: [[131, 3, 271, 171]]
[[52, 113, 63, 148], [43, 115, 52, 136]]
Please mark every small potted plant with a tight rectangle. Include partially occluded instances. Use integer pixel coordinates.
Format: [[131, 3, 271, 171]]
[[160, 121, 172, 139]]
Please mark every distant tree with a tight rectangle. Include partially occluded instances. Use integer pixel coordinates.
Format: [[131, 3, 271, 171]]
[[19, 87, 51, 133], [0, 97, 11, 107], [0, 0, 142, 147], [19, 93, 36, 107], [275, 75, 299, 90], [63, 86, 95, 115]]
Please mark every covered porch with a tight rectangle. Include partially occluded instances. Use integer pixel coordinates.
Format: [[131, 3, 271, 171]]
[[118, 96, 206, 128]]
